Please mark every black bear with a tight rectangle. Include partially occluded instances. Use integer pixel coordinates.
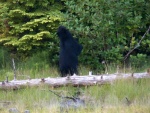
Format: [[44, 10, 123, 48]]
[[57, 26, 83, 77]]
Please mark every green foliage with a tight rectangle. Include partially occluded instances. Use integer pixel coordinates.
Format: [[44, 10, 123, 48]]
[[0, 0, 64, 55], [0, 0, 150, 71], [16, 50, 59, 78], [62, 0, 150, 71], [130, 54, 148, 70], [0, 48, 59, 80], [0, 47, 11, 68]]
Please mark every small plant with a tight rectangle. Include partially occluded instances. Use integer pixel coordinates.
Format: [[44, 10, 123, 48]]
[[0, 47, 11, 68], [130, 54, 148, 71]]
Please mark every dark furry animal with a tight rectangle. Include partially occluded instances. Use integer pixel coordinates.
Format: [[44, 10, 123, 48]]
[[57, 26, 83, 77]]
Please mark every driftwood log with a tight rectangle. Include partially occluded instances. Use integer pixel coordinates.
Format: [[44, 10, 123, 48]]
[[0, 72, 150, 90]]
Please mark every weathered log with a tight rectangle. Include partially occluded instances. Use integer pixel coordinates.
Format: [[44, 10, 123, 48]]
[[0, 72, 149, 90]]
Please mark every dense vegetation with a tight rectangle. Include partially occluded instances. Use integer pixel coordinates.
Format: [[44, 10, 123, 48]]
[[0, 1, 150, 113], [0, 0, 150, 72]]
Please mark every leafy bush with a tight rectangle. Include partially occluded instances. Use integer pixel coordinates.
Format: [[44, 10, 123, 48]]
[[0, 0, 150, 71], [61, 0, 150, 71], [130, 54, 148, 69]]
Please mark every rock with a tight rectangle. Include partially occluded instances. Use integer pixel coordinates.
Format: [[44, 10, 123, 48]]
[[24, 110, 30, 113], [60, 98, 85, 110], [9, 108, 20, 113]]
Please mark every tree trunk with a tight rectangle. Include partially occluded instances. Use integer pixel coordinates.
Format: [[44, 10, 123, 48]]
[[0, 72, 149, 90]]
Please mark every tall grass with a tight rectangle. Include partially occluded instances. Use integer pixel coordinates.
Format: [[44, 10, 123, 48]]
[[0, 47, 150, 80], [0, 48, 150, 112], [0, 48, 90, 81], [0, 49, 59, 81], [0, 78, 149, 113], [0, 47, 11, 69]]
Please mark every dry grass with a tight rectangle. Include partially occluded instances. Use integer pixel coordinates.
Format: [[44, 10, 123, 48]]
[[0, 78, 149, 113]]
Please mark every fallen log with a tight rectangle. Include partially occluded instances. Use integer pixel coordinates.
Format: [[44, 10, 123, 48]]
[[0, 72, 149, 90]]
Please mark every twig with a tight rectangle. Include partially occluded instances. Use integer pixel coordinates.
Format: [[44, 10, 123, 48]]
[[12, 58, 17, 80], [6, 76, 8, 83], [49, 90, 78, 102], [125, 97, 131, 106], [124, 25, 150, 61]]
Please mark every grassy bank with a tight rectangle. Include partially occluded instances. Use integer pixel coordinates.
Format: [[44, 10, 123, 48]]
[[0, 78, 149, 113], [0, 49, 150, 112]]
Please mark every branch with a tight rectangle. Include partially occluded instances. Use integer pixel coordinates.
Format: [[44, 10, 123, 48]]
[[49, 90, 78, 102], [124, 25, 150, 61]]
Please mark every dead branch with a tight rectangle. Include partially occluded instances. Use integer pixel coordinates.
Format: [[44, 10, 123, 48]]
[[124, 25, 150, 61]]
